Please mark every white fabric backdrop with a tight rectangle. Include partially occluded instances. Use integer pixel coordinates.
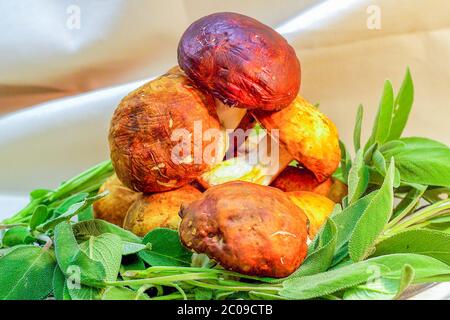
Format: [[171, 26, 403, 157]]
[[1, 0, 449, 147]]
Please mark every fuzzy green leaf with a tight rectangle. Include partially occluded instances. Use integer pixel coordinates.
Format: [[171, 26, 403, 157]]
[[280, 254, 449, 300], [349, 160, 395, 261], [366, 80, 394, 148], [387, 69, 414, 141], [347, 149, 370, 204], [373, 229, 450, 264], [353, 104, 364, 152], [72, 219, 142, 244], [139, 228, 192, 267], [0, 246, 56, 300]]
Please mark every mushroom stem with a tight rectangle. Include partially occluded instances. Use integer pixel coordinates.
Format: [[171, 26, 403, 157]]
[[198, 127, 292, 188], [198, 95, 340, 189], [215, 99, 248, 131]]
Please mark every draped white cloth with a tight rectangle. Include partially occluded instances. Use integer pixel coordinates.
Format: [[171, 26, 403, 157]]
[[1, 0, 449, 145], [0, 0, 448, 143]]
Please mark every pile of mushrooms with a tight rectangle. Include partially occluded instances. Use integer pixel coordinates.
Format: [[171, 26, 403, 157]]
[[95, 12, 344, 278]]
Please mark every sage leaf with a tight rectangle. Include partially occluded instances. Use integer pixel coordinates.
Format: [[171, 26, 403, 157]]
[[372, 150, 387, 175], [373, 229, 450, 264], [280, 254, 449, 300], [30, 189, 52, 200], [72, 219, 141, 243], [338, 141, 352, 182], [333, 192, 376, 253], [1, 226, 35, 247], [66, 233, 122, 300], [366, 80, 394, 148], [379, 140, 406, 154], [0, 246, 56, 300], [194, 287, 214, 300], [101, 286, 149, 300], [29, 205, 50, 230], [349, 160, 395, 261], [353, 104, 363, 152], [54, 221, 106, 286], [39, 192, 107, 231], [78, 233, 123, 281], [139, 228, 192, 267], [77, 205, 94, 222], [343, 264, 414, 300], [68, 285, 102, 300], [52, 266, 71, 300], [347, 149, 369, 204], [73, 219, 144, 255], [122, 242, 147, 255], [387, 69, 414, 141], [383, 144, 450, 187], [394, 264, 415, 299], [53, 192, 89, 217]]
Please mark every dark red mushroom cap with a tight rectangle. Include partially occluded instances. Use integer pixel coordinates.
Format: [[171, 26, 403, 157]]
[[177, 12, 301, 111]]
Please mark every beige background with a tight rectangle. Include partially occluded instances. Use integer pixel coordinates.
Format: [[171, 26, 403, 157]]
[[0, 0, 449, 147]]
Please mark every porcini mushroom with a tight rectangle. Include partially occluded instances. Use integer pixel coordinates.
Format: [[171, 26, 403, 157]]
[[287, 191, 335, 238], [198, 96, 340, 188], [93, 174, 141, 226], [109, 67, 227, 193], [124, 185, 202, 237], [254, 96, 340, 182], [271, 166, 333, 196], [178, 12, 301, 111], [197, 127, 292, 187], [179, 181, 308, 277], [177, 13, 339, 187]]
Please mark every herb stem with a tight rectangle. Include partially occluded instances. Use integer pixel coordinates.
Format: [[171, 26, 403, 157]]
[[125, 266, 269, 282], [384, 198, 450, 236], [384, 187, 425, 230], [105, 272, 217, 287], [150, 293, 195, 300], [0, 223, 28, 230], [183, 280, 281, 293], [2, 160, 113, 225]]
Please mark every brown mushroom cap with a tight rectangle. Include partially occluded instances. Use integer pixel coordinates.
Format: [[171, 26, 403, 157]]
[[287, 191, 335, 238], [271, 166, 332, 195], [123, 185, 202, 237], [178, 12, 301, 111], [93, 174, 141, 226], [179, 181, 308, 277], [109, 67, 225, 193], [254, 96, 341, 182]]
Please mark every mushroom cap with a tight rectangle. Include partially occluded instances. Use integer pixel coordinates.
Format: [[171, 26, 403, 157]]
[[287, 191, 335, 238], [178, 12, 300, 111], [123, 185, 202, 237], [271, 166, 332, 195], [93, 174, 141, 226], [327, 179, 348, 203], [254, 96, 341, 182], [179, 181, 308, 277], [109, 67, 226, 193]]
